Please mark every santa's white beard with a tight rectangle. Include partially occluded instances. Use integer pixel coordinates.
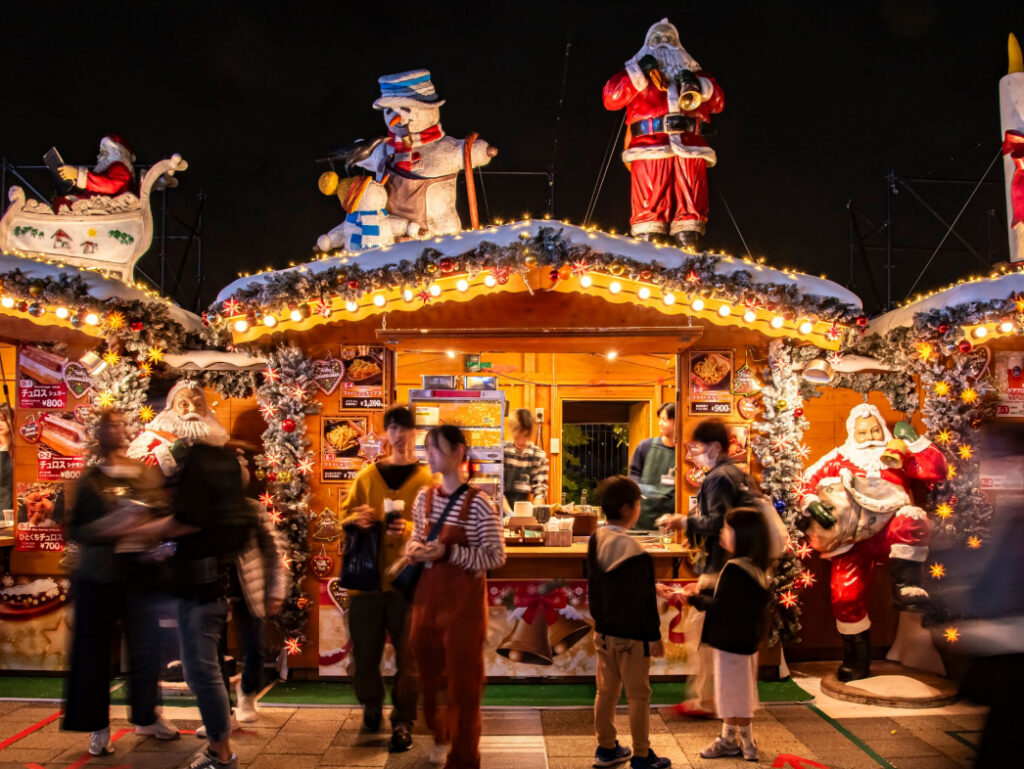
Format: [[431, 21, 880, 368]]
[[838, 440, 886, 474], [635, 43, 699, 79], [95, 147, 134, 176], [147, 409, 229, 445]]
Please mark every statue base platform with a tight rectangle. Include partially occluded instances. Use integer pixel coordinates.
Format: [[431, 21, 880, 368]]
[[820, 660, 957, 708]]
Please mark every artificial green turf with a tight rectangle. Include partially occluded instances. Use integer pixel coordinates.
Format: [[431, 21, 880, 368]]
[[262, 678, 812, 707], [0, 675, 64, 700]]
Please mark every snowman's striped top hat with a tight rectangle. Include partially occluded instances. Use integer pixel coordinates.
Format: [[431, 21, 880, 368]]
[[373, 69, 446, 110]]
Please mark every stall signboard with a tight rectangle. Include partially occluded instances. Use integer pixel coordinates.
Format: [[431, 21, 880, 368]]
[[688, 351, 733, 415], [339, 346, 386, 410], [994, 352, 1024, 418], [18, 345, 68, 409], [0, 574, 73, 671], [15, 482, 65, 552], [35, 411, 87, 480], [321, 416, 368, 483]]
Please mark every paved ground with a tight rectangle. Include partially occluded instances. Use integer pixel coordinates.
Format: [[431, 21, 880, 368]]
[[0, 673, 986, 769]]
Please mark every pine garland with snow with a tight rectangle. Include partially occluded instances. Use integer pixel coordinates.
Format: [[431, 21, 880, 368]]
[[254, 345, 322, 658]]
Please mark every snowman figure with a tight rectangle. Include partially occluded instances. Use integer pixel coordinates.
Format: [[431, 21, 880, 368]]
[[316, 174, 400, 252], [356, 69, 497, 237]]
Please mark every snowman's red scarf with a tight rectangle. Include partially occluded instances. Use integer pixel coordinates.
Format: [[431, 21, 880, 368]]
[[387, 124, 445, 173]]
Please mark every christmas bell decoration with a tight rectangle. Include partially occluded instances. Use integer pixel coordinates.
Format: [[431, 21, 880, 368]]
[[496, 617, 553, 665], [546, 615, 592, 655]]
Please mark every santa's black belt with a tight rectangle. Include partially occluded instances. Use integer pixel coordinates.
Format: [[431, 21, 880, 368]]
[[630, 115, 697, 135]]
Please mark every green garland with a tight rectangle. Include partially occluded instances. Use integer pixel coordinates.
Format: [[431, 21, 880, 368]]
[[209, 227, 862, 328], [254, 345, 322, 663]]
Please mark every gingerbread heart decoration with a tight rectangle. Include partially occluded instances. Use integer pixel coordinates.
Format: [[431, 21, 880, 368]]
[[310, 545, 335, 578], [63, 361, 93, 399], [73, 405, 92, 424], [313, 354, 344, 395], [736, 395, 763, 421], [327, 577, 348, 612], [684, 466, 706, 488], [19, 415, 40, 443]]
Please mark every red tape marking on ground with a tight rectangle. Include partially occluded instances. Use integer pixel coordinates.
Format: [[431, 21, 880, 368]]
[[0, 710, 62, 750], [772, 755, 832, 769]]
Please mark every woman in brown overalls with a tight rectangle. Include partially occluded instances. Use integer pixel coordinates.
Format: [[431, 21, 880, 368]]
[[405, 426, 506, 769]]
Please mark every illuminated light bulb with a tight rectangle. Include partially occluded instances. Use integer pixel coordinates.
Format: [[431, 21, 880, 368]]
[[263, 314, 277, 328], [607, 351, 618, 361], [55, 307, 69, 319], [718, 304, 732, 317], [84, 313, 99, 326], [373, 294, 387, 307], [638, 286, 651, 300], [1000, 321, 1014, 334], [691, 297, 705, 312], [799, 320, 813, 334], [345, 300, 358, 312], [429, 284, 441, 297], [446, 350, 456, 359], [234, 319, 249, 333], [1, 297, 14, 309], [609, 281, 622, 294], [484, 274, 497, 287], [456, 279, 469, 292], [973, 326, 988, 339], [743, 309, 756, 323], [770, 315, 784, 329], [580, 275, 593, 288], [403, 289, 415, 302], [290, 308, 303, 322], [663, 293, 675, 306]]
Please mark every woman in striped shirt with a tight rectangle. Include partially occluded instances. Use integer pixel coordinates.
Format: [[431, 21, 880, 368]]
[[406, 425, 505, 768]]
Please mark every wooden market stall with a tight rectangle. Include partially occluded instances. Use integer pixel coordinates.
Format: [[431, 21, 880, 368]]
[[211, 219, 879, 679]]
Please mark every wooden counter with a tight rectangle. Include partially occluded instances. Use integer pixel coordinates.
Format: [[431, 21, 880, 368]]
[[491, 541, 697, 580]]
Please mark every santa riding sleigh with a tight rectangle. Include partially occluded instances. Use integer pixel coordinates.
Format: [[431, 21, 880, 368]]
[[0, 134, 187, 281]]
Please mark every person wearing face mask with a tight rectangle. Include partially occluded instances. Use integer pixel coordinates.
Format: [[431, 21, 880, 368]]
[[657, 418, 755, 718], [628, 403, 677, 531]]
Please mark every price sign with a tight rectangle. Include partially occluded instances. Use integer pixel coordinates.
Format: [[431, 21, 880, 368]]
[[18, 382, 66, 410], [688, 351, 734, 417], [342, 396, 384, 410], [38, 450, 85, 481], [339, 346, 385, 412], [690, 402, 732, 415], [322, 467, 359, 482]]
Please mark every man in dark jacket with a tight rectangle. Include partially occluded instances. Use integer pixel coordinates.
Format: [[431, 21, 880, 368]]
[[588, 476, 671, 769]]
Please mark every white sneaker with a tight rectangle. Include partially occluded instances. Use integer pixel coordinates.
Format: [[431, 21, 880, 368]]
[[136, 715, 180, 740], [88, 728, 113, 756], [428, 743, 450, 764], [195, 713, 240, 740], [234, 683, 259, 723]]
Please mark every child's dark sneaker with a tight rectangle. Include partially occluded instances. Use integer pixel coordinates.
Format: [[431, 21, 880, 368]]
[[594, 741, 632, 767], [629, 748, 671, 768]]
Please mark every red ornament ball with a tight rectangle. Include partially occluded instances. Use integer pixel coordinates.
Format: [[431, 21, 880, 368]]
[[794, 408, 804, 418], [949, 494, 959, 507], [439, 258, 455, 273], [957, 339, 973, 354], [856, 316, 868, 327], [130, 320, 144, 332], [347, 280, 359, 291], [281, 418, 296, 432], [266, 471, 277, 482], [548, 268, 560, 282], [938, 323, 950, 334]]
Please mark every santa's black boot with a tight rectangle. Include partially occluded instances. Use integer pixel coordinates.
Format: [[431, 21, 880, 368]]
[[890, 559, 931, 611], [674, 230, 702, 250], [837, 630, 872, 682]]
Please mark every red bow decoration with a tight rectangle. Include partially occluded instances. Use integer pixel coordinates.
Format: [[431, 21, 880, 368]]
[[514, 585, 568, 625], [1004, 130, 1024, 228], [665, 592, 689, 644]]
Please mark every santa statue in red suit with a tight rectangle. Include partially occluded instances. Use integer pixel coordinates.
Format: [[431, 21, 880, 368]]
[[603, 19, 724, 249], [126, 380, 229, 477], [799, 403, 948, 682], [55, 134, 136, 211]]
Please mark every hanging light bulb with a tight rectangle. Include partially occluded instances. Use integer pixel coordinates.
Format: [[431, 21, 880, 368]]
[[999, 320, 1014, 334], [446, 350, 456, 359], [663, 292, 675, 306], [429, 284, 441, 297], [609, 281, 622, 294], [55, 306, 70, 319], [263, 313, 277, 328], [580, 275, 593, 288], [973, 326, 988, 339], [403, 289, 415, 302], [456, 279, 469, 292], [798, 319, 813, 334], [345, 300, 358, 312], [484, 274, 497, 287], [718, 304, 732, 317], [290, 307, 302, 322], [234, 318, 249, 333], [373, 294, 387, 307], [743, 309, 756, 323], [770, 315, 784, 329], [84, 312, 99, 326], [691, 297, 705, 312], [637, 286, 651, 300], [607, 350, 618, 361], [0, 297, 13, 309]]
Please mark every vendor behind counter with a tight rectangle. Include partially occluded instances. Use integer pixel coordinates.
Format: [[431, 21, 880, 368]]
[[502, 408, 549, 511], [628, 402, 676, 531]]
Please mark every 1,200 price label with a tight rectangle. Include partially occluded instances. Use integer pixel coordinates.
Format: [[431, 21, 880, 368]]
[[342, 397, 384, 410]]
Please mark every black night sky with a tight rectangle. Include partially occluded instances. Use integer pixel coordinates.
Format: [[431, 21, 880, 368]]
[[1, 1, 1020, 315]]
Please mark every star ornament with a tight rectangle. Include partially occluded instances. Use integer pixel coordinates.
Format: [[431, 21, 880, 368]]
[[258, 492, 275, 508], [264, 449, 283, 467], [571, 259, 590, 277], [137, 361, 152, 377], [263, 366, 280, 383], [935, 502, 953, 520], [961, 388, 978, 404], [139, 405, 155, 423], [145, 346, 164, 364], [284, 637, 302, 656], [935, 429, 953, 445], [796, 443, 812, 460], [957, 444, 973, 461], [916, 342, 934, 362], [96, 390, 116, 408], [943, 627, 959, 643], [258, 401, 277, 420], [296, 455, 316, 475], [795, 542, 814, 560], [269, 509, 283, 525], [290, 385, 308, 400], [933, 381, 950, 397], [778, 590, 799, 609], [929, 563, 946, 579], [967, 535, 982, 549], [102, 351, 121, 366], [947, 465, 958, 480], [106, 311, 126, 331], [222, 298, 242, 316], [796, 571, 816, 588]]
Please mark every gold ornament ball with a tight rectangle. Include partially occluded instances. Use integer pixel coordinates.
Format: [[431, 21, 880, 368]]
[[425, 262, 439, 274], [609, 262, 625, 276], [254, 468, 266, 480], [317, 171, 340, 196], [29, 281, 45, 297], [524, 254, 538, 267], [777, 399, 788, 410], [279, 470, 292, 483]]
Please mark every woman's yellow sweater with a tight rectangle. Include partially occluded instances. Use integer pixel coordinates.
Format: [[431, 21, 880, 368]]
[[339, 462, 435, 592]]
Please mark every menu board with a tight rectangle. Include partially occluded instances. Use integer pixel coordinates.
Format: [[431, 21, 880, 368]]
[[321, 416, 368, 483], [36, 411, 87, 480], [18, 344, 68, 409], [340, 346, 385, 410], [688, 351, 733, 415], [15, 482, 65, 552], [994, 352, 1024, 418]]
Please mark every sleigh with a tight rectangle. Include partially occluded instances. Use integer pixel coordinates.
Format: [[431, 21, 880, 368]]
[[0, 154, 188, 282]]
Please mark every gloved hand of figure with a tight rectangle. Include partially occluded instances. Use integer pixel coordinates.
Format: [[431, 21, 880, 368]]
[[807, 500, 836, 529], [893, 421, 920, 442], [637, 54, 659, 76]]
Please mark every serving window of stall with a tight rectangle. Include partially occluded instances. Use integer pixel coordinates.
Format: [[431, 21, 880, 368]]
[[560, 399, 649, 505]]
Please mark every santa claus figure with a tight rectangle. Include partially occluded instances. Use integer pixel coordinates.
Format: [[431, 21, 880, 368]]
[[799, 403, 948, 682], [603, 19, 724, 248], [55, 134, 136, 212], [126, 381, 229, 477]]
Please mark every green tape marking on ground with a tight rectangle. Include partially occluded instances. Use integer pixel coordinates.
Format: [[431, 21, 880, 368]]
[[946, 730, 981, 751], [807, 704, 896, 769]]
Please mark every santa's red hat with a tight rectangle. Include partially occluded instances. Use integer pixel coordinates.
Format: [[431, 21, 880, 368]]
[[101, 134, 135, 160]]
